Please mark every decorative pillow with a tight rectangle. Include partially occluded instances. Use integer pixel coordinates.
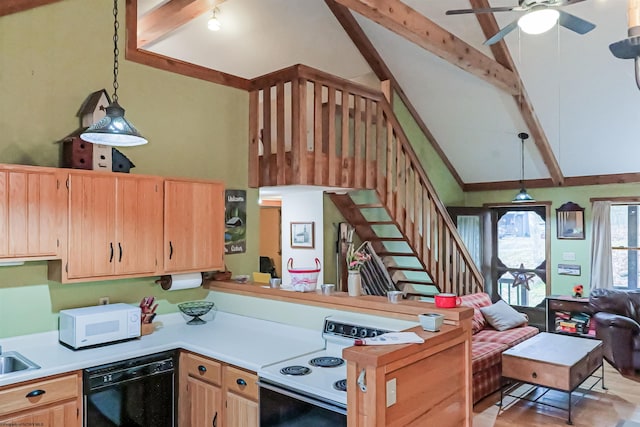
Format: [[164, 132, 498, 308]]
[[480, 300, 527, 331], [459, 292, 492, 333]]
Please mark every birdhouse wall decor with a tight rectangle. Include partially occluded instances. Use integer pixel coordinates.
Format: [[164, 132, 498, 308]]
[[59, 89, 135, 173], [78, 89, 111, 128]]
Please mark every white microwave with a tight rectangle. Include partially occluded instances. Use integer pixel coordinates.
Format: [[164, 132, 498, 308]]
[[59, 303, 141, 349]]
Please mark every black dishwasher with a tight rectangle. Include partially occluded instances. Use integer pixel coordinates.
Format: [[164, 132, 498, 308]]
[[83, 350, 176, 427]]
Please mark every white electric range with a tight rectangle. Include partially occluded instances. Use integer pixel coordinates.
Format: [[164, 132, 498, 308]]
[[257, 313, 418, 425]]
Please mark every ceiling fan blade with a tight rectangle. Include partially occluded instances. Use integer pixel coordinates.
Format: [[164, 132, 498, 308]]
[[554, 0, 587, 6], [484, 19, 519, 46], [446, 6, 515, 15], [558, 10, 595, 34]]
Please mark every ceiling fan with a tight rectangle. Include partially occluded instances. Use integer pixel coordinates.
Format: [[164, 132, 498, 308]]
[[446, 0, 596, 46]]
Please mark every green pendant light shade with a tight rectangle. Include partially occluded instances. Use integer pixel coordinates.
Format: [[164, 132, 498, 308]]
[[81, 0, 147, 147], [81, 101, 146, 147], [512, 132, 534, 203]]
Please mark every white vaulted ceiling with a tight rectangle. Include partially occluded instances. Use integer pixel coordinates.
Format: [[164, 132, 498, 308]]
[[139, 0, 640, 187]]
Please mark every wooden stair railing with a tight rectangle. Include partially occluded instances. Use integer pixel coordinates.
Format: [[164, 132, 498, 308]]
[[249, 64, 483, 296]]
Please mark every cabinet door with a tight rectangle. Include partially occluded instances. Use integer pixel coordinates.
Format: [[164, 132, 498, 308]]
[[164, 180, 224, 272], [0, 169, 60, 258], [0, 400, 79, 427], [0, 171, 8, 256], [187, 377, 222, 427], [226, 392, 258, 427], [67, 174, 117, 278], [115, 176, 162, 275]]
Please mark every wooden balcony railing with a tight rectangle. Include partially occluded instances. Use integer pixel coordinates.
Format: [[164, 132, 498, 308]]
[[249, 64, 483, 295]]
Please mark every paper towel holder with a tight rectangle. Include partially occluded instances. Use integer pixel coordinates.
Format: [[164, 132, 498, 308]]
[[155, 272, 204, 290]]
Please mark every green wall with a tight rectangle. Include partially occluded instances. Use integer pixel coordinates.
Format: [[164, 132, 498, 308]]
[[464, 182, 640, 297], [0, 0, 258, 338], [392, 93, 464, 206]]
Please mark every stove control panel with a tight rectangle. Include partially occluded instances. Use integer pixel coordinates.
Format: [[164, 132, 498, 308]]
[[324, 320, 390, 340]]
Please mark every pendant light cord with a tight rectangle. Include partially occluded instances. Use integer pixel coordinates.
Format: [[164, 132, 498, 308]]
[[112, 0, 120, 103], [520, 137, 525, 185]]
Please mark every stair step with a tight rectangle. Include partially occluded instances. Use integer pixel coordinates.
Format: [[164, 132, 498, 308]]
[[369, 237, 406, 242], [357, 220, 395, 225], [377, 251, 417, 257], [396, 280, 436, 286], [354, 203, 384, 208], [387, 266, 425, 272]]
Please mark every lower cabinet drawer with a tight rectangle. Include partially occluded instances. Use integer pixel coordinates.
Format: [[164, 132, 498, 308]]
[[224, 365, 258, 401], [184, 353, 222, 385], [0, 373, 80, 416]]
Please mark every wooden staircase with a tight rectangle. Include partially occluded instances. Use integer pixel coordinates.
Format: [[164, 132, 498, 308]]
[[248, 64, 483, 296]]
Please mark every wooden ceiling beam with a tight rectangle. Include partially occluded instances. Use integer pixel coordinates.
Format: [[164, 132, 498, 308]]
[[137, 0, 226, 48], [325, 0, 465, 188], [0, 0, 64, 17], [469, 0, 564, 186], [332, 0, 520, 95], [126, 0, 250, 90]]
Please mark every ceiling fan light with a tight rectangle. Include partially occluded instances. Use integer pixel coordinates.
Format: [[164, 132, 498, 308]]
[[518, 9, 560, 35], [208, 9, 221, 31]]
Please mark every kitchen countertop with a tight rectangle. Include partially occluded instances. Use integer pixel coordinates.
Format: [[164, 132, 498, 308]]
[[0, 311, 326, 388]]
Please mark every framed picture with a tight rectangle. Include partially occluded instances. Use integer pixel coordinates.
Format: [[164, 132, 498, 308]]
[[558, 264, 581, 276], [290, 222, 315, 249], [556, 202, 585, 240]]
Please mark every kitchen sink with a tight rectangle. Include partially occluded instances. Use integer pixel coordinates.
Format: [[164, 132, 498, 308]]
[[0, 351, 40, 376]]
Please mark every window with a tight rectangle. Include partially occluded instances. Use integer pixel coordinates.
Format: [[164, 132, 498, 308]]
[[611, 204, 640, 290], [494, 206, 549, 308]]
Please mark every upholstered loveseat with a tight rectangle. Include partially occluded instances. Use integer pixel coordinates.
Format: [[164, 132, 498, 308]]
[[459, 292, 539, 403]]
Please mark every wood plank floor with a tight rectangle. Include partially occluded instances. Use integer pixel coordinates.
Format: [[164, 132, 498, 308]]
[[473, 363, 640, 427]]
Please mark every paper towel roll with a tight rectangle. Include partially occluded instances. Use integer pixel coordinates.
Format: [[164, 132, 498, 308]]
[[156, 272, 203, 291]]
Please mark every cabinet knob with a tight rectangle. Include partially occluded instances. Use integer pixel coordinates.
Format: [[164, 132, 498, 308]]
[[531, 372, 537, 379], [26, 389, 46, 398], [198, 365, 207, 373], [109, 242, 114, 262], [169, 241, 174, 260], [236, 378, 247, 386], [212, 411, 218, 427]]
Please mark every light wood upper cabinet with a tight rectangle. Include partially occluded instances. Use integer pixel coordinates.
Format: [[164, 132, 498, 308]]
[[164, 179, 224, 273], [0, 166, 63, 260], [65, 172, 162, 280], [115, 176, 163, 275]]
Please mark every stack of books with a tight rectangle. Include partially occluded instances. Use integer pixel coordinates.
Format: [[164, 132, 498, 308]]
[[555, 311, 591, 335]]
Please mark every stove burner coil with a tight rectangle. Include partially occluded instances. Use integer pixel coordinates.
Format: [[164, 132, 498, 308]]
[[309, 357, 345, 368], [280, 365, 312, 376], [333, 379, 347, 392]]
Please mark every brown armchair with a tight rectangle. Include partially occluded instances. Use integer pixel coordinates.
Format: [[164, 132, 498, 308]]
[[589, 288, 640, 375]]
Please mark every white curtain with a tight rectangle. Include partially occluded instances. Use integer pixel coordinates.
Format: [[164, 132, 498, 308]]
[[589, 201, 613, 290], [457, 216, 481, 269]]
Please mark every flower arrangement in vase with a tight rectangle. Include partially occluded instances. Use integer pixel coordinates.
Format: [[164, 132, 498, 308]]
[[573, 284, 583, 298], [345, 229, 371, 296]]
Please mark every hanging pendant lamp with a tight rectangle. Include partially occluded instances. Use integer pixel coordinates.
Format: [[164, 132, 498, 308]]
[[513, 132, 534, 203], [81, 0, 147, 147]]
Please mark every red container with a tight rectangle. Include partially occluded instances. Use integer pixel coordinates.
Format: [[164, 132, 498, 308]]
[[434, 293, 461, 308]]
